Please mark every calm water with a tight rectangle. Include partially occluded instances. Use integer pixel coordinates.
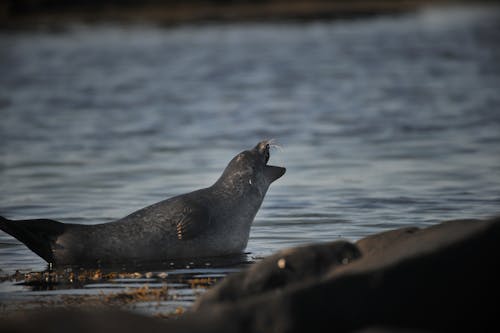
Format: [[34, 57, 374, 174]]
[[1, 5, 499, 313]]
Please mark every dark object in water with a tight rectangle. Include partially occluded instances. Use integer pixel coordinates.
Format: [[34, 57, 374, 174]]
[[0, 140, 285, 266], [0, 217, 65, 263]]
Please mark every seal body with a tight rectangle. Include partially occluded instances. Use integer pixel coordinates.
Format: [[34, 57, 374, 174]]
[[194, 240, 361, 309], [0, 141, 285, 265]]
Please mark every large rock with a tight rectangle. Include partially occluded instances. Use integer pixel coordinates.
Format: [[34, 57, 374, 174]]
[[0, 309, 170, 333], [190, 216, 500, 332]]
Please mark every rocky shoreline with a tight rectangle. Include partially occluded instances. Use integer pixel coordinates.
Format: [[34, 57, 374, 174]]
[[2, 216, 499, 332], [0, 0, 473, 28]]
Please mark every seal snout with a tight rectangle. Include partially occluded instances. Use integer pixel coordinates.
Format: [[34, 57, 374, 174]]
[[264, 165, 286, 183]]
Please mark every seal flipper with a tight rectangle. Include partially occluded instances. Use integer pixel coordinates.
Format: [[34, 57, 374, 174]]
[[175, 205, 211, 241], [0, 216, 65, 264]]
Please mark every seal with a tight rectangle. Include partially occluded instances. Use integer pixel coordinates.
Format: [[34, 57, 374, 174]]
[[194, 240, 361, 310], [0, 140, 285, 266]]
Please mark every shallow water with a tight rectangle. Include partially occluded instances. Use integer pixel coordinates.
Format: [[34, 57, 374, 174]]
[[1, 5, 500, 314]]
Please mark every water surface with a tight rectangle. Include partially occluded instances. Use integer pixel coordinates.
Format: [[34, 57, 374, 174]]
[[1, 5, 499, 314]]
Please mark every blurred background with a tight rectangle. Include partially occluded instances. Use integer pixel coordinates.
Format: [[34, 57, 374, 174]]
[[1, 1, 495, 25], [0, 0, 499, 315]]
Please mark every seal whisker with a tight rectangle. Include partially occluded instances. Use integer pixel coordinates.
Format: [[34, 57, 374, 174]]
[[264, 138, 283, 151]]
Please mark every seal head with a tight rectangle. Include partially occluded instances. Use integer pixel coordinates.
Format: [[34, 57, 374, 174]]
[[216, 140, 286, 198]]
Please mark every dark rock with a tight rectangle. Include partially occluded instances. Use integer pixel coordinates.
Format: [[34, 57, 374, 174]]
[[195, 240, 361, 310], [352, 218, 484, 271], [0, 309, 171, 333], [193, 217, 500, 332], [353, 328, 431, 333]]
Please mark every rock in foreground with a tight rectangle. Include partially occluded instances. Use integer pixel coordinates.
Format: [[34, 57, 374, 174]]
[[2, 217, 499, 332]]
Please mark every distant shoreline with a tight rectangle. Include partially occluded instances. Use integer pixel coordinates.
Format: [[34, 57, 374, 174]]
[[0, 0, 489, 29]]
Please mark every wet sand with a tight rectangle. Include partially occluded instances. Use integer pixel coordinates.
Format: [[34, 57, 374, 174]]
[[0, 266, 222, 317]]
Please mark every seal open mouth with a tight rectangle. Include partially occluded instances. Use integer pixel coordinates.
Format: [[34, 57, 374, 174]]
[[256, 140, 286, 183]]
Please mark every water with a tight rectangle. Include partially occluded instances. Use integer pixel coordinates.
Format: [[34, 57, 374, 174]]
[[1, 5, 500, 314]]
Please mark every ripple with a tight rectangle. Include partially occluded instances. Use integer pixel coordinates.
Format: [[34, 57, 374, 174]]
[[1, 5, 500, 315]]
